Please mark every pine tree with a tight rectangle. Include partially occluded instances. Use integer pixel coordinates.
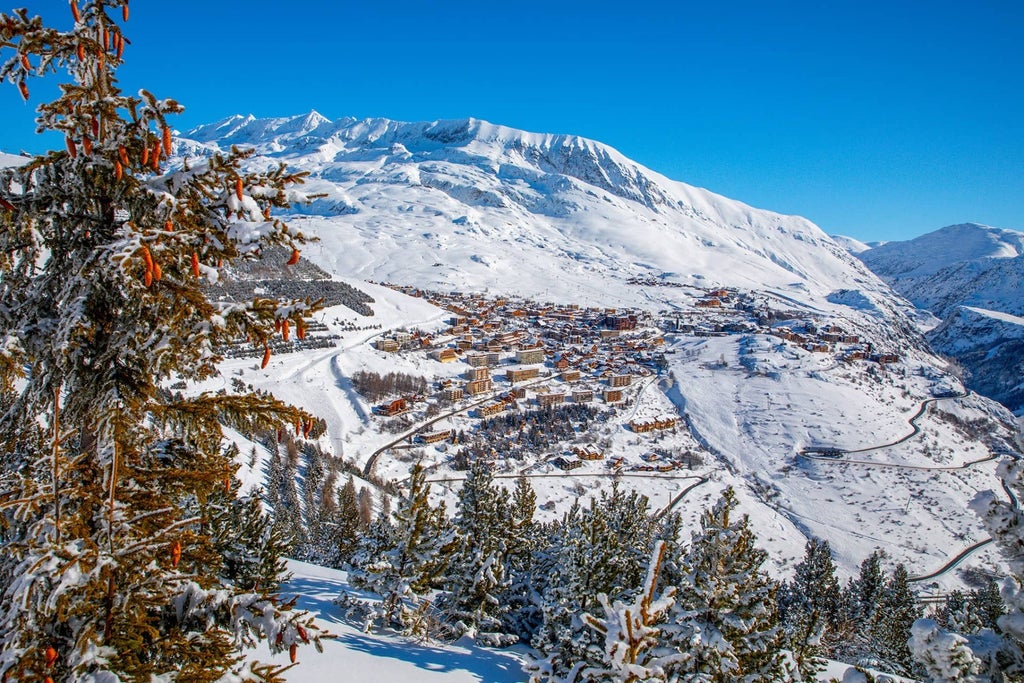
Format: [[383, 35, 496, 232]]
[[0, 4, 326, 679], [349, 463, 455, 630], [869, 564, 921, 676], [528, 486, 662, 682], [780, 538, 843, 679], [328, 475, 364, 567], [579, 541, 680, 683], [503, 474, 542, 639], [442, 459, 512, 642], [662, 487, 791, 683], [908, 619, 982, 683]]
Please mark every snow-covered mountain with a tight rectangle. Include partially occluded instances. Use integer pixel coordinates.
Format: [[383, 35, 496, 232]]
[[858, 223, 1024, 318], [854, 223, 1024, 413], [177, 113, 916, 343], [175, 113, 1022, 593]]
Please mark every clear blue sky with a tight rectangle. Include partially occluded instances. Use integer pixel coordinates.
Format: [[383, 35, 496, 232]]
[[2, 0, 1022, 242]]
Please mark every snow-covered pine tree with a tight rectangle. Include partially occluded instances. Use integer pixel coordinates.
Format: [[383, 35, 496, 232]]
[[348, 463, 455, 630], [869, 564, 921, 676], [780, 538, 843, 679], [502, 473, 543, 639], [527, 485, 659, 682], [838, 550, 887, 662], [663, 487, 792, 683], [908, 619, 982, 683], [329, 475, 364, 567], [441, 459, 513, 642], [579, 540, 680, 683], [0, 3, 326, 679]]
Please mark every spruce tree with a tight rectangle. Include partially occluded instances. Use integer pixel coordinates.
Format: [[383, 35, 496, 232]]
[[0, 3, 325, 679], [869, 564, 921, 676], [349, 463, 455, 629], [780, 538, 843, 678], [662, 487, 791, 683], [442, 459, 512, 641]]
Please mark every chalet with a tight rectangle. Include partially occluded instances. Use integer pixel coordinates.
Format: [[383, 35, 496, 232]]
[[552, 456, 583, 471], [554, 357, 571, 371], [375, 338, 400, 352], [573, 447, 604, 461], [707, 288, 730, 299], [873, 353, 900, 365], [603, 389, 624, 403], [417, 429, 452, 445], [441, 387, 464, 402], [695, 298, 722, 308], [374, 398, 407, 416], [431, 348, 459, 363], [510, 386, 528, 399], [608, 374, 632, 388], [629, 418, 677, 433], [456, 339, 474, 351], [507, 367, 540, 383], [478, 402, 507, 418], [805, 342, 831, 353], [537, 392, 566, 408], [465, 378, 493, 395], [572, 390, 594, 403], [560, 369, 581, 382], [516, 347, 545, 364], [599, 329, 621, 340], [465, 367, 491, 382]]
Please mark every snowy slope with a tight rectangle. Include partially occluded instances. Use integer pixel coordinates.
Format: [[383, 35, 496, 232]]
[[830, 234, 873, 254], [175, 113, 914, 345]]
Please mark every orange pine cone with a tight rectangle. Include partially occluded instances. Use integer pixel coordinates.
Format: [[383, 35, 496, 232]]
[[282, 320, 290, 341], [45, 678, 55, 683], [274, 319, 282, 334], [191, 252, 200, 278], [296, 320, 306, 340], [286, 248, 300, 266], [143, 269, 152, 287], [103, 29, 109, 50], [82, 136, 92, 156], [235, 178, 244, 201], [116, 34, 124, 59], [118, 145, 129, 166], [70, 1, 80, 23], [153, 262, 162, 281], [45, 646, 58, 668], [297, 625, 309, 643], [170, 540, 182, 568], [98, 50, 104, 69], [140, 245, 154, 271], [162, 126, 172, 155], [114, 160, 123, 180], [19, 54, 29, 70], [77, 43, 86, 61], [18, 81, 28, 100], [289, 643, 297, 663], [141, 146, 149, 167], [65, 136, 77, 158], [263, 206, 271, 220], [91, 117, 99, 137], [261, 345, 271, 369], [164, 219, 173, 231], [224, 475, 231, 495], [294, 418, 301, 437], [123, 3, 129, 21]]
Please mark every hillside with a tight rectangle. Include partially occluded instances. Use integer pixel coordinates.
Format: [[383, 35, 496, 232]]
[[175, 113, 919, 347], [854, 223, 1024, 413]]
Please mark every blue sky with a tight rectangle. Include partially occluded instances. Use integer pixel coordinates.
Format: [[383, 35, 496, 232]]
[[2, 0, 1021, 242]]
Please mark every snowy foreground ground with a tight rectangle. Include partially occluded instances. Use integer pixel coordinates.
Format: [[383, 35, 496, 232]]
[[251, 560, 911, 683], [250, 560, 528, 682]]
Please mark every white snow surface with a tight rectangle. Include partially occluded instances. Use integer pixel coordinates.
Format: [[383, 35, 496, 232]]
[[176, 113, 910, 336]]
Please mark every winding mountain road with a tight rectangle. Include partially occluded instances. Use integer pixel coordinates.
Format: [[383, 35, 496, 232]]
[[796, 391, 1021, 583]]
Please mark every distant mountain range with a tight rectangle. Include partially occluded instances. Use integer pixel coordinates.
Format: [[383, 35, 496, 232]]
[[847, 223, 1024, 414], [176, 112, 923, 349]]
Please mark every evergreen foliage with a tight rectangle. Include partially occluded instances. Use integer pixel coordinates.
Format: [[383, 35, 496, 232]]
[[0, 3, 326, 678], [780, 538, 843, 678], [868, 564, 921, 676], [662, 487, 791, 682]]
